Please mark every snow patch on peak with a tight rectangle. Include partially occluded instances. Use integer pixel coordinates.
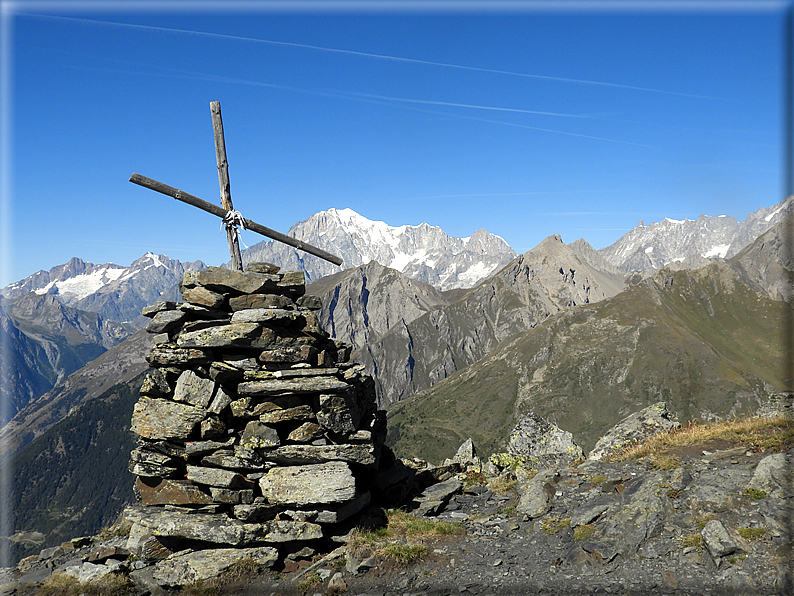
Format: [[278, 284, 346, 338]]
[[764, 204, 785, 222], [644, 246, 654, 254], [703, 244, 730, 259], [664, 217, 687, 224]]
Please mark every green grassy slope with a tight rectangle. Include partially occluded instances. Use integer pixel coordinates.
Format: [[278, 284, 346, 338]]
[[387, 262, 791, 464]]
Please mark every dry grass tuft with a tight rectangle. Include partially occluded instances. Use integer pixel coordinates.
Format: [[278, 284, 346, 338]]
[[348, 509, 464, 565], [612, 415, 793, 462]]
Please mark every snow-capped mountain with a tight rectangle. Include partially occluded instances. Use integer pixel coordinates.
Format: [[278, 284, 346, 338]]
[[240, 208, 517, 290], [1, 253, 206, 324], [598, 196, 794, 272]]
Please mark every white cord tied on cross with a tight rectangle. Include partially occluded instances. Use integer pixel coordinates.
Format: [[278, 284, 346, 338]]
[[221, 210, 248, 248]]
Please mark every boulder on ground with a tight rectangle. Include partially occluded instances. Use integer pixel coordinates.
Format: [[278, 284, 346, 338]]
[[505, 412, 584, 469], [587, 402, 679, 461]]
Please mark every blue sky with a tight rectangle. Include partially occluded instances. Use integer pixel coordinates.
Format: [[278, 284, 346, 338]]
[[1, 1, 790, 286]]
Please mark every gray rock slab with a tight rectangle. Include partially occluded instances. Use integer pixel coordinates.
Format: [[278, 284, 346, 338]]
[[238, 376, 349, 396], [747, 453, 792, 498], [260, 444, 377, 466], [177, 322, 289, 350], [507, 412, 584, 468], [259, 405, 315, 425], [230, 308, 304, 324], [420, 478, 463, 503], [131, 397, 207, 440], [152, 547, 279, 587], [173, 370, 216, 408], [125, 507, 320, 546], [182, 267, 280, 294], [702, 520, 742, 558], [516, 469, 559, 519], [229, 293, 294, 311], [241, 421, 281, 449], [186, 465, 254, 489], [317, 391, 361, 435], [182, 286, 226, 309], [259, 461, 357, 506], [139, 369, 172, 398], [146, 345, 212, 366]]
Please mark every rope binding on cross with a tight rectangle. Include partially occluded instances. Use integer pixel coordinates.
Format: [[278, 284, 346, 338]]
[[221, 210, 249, 248]]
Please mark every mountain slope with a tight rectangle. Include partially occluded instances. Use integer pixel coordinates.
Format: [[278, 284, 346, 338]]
[[387, 240, 792, 463], [353, 235, 624, 407], [0, 295, 137, 425], [306, 260, 451, 350], [0, 329, 153, 454], [3, 374, 141, 565], [241, 208, 516, 290], [598, 195, 794, 272]]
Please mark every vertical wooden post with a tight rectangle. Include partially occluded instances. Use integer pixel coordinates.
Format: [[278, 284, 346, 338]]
[[210, 101, 244, 271]]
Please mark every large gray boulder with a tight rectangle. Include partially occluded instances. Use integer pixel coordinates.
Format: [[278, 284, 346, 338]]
[[587, 402, 679, 461], [507, 412, 584, 469]]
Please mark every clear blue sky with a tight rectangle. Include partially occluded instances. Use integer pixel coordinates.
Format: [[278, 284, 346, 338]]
[[1, 1, 790, 287]]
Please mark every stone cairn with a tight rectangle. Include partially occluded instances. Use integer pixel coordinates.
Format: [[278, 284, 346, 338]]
[[123, 264, 387, 572]]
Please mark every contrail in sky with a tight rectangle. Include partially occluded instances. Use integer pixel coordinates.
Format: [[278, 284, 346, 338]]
[[62, 61, 651, 146], [20, 12, 721, 100]]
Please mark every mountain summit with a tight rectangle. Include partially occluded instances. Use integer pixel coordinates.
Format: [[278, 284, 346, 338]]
[[598, 195, 794, 272], [240, 208, 516, 290]]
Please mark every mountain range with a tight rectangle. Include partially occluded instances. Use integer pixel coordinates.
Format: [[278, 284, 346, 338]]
[[1, 197, 792, 565], [239, 207, 517, 290]]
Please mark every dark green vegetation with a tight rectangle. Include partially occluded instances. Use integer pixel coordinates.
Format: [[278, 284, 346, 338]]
[[4, 373, 142, 564], [387, 262, 792, 463]]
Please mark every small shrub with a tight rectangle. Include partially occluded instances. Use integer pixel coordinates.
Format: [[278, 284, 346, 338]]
[[297, 571, 322, 595], [587, 475, 607, 484], [462, 470, 487, 488], [666, 488, 683, 499], [744, 487, 767, 500], [573, 524, 595, 542], [738, 527, 766, 540], [682, 534, 703, 548], [489, 476, 518, 494], [541, 517, 571, 535]]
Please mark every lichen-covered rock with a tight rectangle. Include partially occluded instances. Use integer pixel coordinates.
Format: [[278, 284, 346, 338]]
[[507, 412, 584, 468], [259, 461, 357, 506], [173, 370, 216, 408], [516, 469, 559, 519], [260, 444, 378, 467], [135, 478, 213, 506], [701, 519, 742, 558], [587, 402, 679, 461], [151, 547, 278, 587], [181, 286, 226, 309], [240, 421, 280, 449], [238, 376, 349, 396], [131, 397, 207, 440], [746, 452, 792, 498], [182, 267, 280, 294]]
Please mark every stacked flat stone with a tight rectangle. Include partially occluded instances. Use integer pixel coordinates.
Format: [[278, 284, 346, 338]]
[[125, 264, 385, 564]]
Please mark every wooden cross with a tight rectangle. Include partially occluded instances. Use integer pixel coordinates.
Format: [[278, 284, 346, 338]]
[[129, 101, 343, 270]]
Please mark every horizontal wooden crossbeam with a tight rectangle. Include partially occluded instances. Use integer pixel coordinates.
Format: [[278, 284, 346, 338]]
[[129, 173, 343, 267]]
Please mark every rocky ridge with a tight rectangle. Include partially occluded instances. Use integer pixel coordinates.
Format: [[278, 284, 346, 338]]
[[2, 398, 791, 595], [598, 195, 794, 273]]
